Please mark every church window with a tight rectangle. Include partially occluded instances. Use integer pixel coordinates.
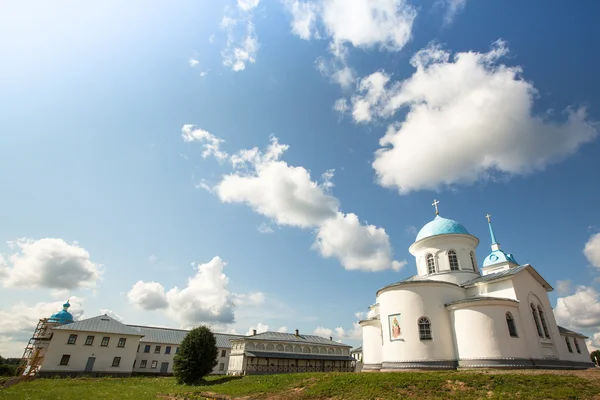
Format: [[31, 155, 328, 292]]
[[537, 306, 551, 338], [470, 252, 477, 271], [112, 357, 121, 367], [140, 360, 147, 368], [565, 337, 573, 353], [59, 354, 70, 365], [84, 335, 95, 346], [67, 334, 77, 345], [426, 254, 436, 274], [574, 338, 581, 354], [506, 312, 518, 337], [531, 304, 543, 337], [448, 251, 459, 270], [101, 337, 110, 347], [418, 317, 432, 340], [118, 338, 127, 347]]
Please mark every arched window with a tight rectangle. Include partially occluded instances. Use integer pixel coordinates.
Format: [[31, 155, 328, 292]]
[[565, 336, 573, 353], [418, 317, 432, 340], [426, 254, 436, 274], [448, 250, 459, 271], [470, 252, 477, 271], [574, 338, 581, 354], [506, 312, 518, 337], [537, 306, 550, 338], [531, 304, 543, 337]]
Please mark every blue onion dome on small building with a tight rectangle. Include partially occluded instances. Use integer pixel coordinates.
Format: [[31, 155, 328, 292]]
[[482, 214, 518, 268], [48, 300, 74, 324], [416, 215, 471, 241]]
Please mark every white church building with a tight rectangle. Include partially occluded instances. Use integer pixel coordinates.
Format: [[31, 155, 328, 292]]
[[360, 204, 593, 371]]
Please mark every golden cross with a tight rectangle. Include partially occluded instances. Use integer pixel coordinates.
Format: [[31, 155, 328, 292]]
[[432, 199, 440, 215]]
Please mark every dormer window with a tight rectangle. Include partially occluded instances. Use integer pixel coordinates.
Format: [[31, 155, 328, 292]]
[[426, 254, 435, 274], [448, 251, 459, 271]]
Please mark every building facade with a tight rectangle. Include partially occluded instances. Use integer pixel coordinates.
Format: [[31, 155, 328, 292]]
[[360, 211, 594, 371], [227, 330, 354, 375], [29, 315, 353, 377]]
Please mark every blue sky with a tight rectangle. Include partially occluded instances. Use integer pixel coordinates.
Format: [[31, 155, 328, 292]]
[[1, 0, 600, 357]]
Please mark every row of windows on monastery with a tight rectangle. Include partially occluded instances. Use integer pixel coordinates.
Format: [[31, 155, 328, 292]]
[[234, 342, 348, 355], [66, 334, 128, 348], [425, 250, 477, 274]]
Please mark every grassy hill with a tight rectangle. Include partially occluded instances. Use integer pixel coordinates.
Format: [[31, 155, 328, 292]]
[[1, 369, 600, 399]]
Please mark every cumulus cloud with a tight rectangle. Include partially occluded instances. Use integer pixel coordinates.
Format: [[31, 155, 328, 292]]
[[189, 57, 199, 67], [0, 238, 102, 290], [437, 0, 467, 25], [127, 281, 169, 310], [556, 280, 572, 296], [220, 0, 260, 72], [313, 311, 364, 341], [340, 40, 598, 193], [0, 298, 84, 357], [285, 0, 416, 51], [182, 124, 229, 161], [584, 233, 600, 268], [257, 222, 274, 234], [128, 257, 237, 327], [183, 127, 403, 272], [586, 332, 600, 353], [246, 322, 270, 335], [314, 212, 406, 271], [555, 286, 600, 329], [233, 291, 266, 306], [285, 0, 415, 90]]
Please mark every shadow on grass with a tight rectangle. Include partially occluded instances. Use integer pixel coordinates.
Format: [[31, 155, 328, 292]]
[[196, 376, 243, 386]]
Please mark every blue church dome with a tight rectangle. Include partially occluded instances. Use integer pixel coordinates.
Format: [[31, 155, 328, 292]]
[[48, 301, 74, 324], [416, 215, 471, 241], [483, 250, 518, 268]]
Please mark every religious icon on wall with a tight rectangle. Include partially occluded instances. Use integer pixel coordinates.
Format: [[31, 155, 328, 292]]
[[388, 313, 402, 341]]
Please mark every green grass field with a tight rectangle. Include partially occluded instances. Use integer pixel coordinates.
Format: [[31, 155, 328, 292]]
[[1, 370, 599, 400]]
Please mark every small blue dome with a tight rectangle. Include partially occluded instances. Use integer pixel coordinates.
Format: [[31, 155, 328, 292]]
[[48, 301, 74, 324], [416, 215, 471, 241], [483, 250, 518, 268]]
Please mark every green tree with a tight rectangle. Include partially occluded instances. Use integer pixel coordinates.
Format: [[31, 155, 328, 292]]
[[173, 325, 218, 385], [591, 350, 600, 366]]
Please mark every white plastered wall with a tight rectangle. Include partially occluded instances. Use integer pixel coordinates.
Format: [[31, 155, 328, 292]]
[[41, 330, 140, 374], [449, 301, 528, 360], [360, 320, 382, 365], [378, 283, 465, 363]]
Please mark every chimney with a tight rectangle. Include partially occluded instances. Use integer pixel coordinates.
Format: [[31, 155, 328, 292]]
[[252, 329, 257, 336], [295, 329, 299, 336], [329, 336, 332, 341]]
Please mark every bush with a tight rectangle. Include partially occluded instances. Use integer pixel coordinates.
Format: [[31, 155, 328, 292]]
[[173, 325, 218, 385], [0, 363, 16, 376]]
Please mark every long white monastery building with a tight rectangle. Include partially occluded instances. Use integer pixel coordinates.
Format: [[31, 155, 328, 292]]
[[22, 308, 353, 377], [360, 208, 594, 371]]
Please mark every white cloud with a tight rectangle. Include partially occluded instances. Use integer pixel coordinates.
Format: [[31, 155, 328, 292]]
[[333, 98, 349, 113], [342, 41, 598, 193], [586, 332, 600, 354], [276, 326, 288, 333], [184, 127, 401, 272], [234, 291, 266, 306], [584, 233, 600, 268], [284, 0, 318, 40], [556, 280, 572, 296], [313, 326, 333, 337], [0, 298, 84, 357], [100, 309, 124, 322], [209, 34, 215, 44], [315, 212, 406, 272], [438, 0, 467, 25], [127, 281, 169, 310], [257, 222, 274, 234], [247, 322, 269, 335], [127, 257, 248, 327], [0, 238, 102, 290], [220, 2, 260, 72], [182, 124, 229, 161], [200, 70, 210, 77], [316, 57, 356, 89], [285, 0, 416, 51], [555, 286, 600, 329], [189, 57, 199, 67]]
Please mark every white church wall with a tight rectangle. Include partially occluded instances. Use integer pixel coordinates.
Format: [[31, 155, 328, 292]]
[[41, 330, 140, 376], [361, 320, 382, 366], [512, 272, 559, 360], [558, 335, 591, 363], [410, 235, 480, 285], [378, 283, 464, 363], [465, 279, 516, 300], [449, 301, 527, 360]]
